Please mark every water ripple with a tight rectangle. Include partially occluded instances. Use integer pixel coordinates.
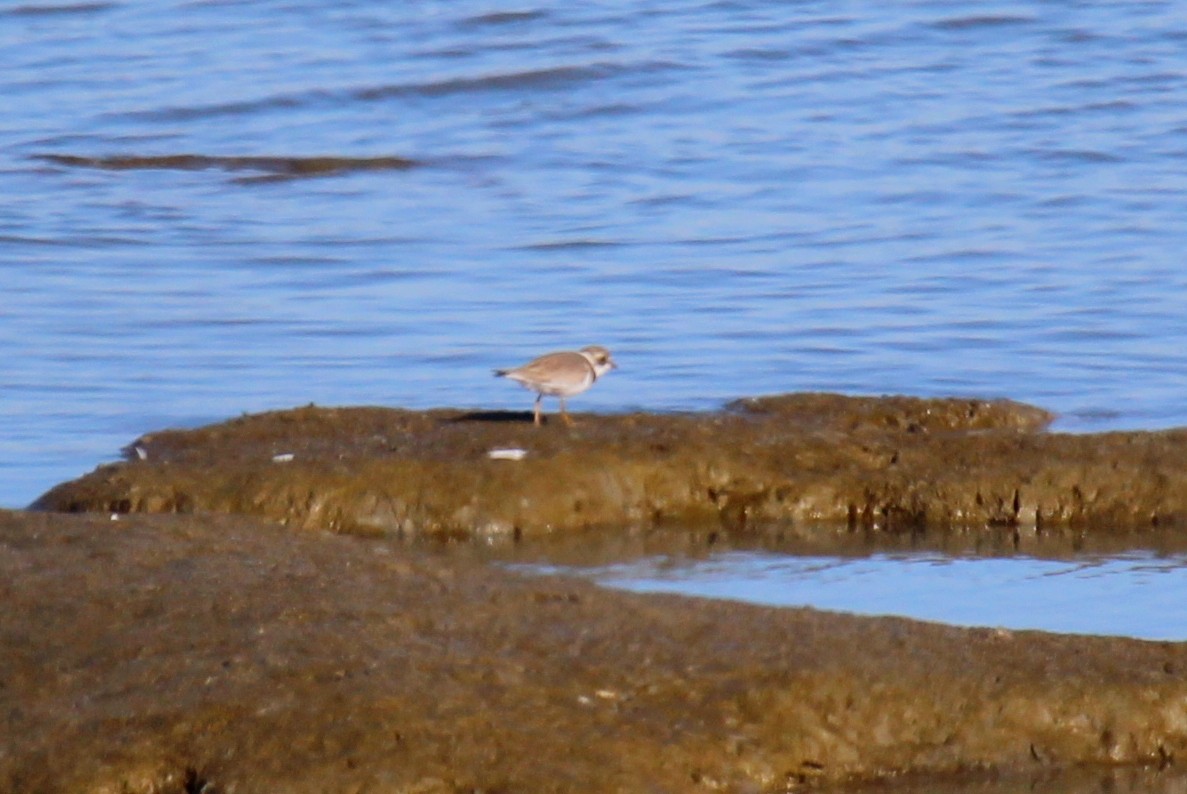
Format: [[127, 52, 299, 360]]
[[3, 2, 116, 16], [928, 14, 1037, 31], [106, 60, 674, 122], [353, 62, 673, 100], [3, 0, 1187, 507], [459, 10, 549, 27]]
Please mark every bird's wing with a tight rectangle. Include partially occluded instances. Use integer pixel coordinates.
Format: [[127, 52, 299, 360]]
[[505, 351, 594, 390]]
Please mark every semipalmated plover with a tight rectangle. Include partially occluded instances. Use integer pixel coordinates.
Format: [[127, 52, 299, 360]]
[[494, 345, 617, 426]]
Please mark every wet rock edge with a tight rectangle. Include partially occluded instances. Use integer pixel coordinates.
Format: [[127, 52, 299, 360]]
[[29, 393, 1187, 537]]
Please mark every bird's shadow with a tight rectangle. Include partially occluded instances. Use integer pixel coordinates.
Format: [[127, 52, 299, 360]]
[[449, 410, 536, 424]]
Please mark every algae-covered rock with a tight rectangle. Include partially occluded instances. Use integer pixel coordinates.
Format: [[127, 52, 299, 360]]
[[31, 394, 1187, 536], [4, 510, 1187, 792]]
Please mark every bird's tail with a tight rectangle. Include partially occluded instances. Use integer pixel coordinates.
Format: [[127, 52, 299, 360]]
[[493, 369, 509, 378]]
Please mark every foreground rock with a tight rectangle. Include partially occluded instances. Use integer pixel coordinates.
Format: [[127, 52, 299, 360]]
[[32, 394, 1187, 536], [2, 509, 1186, 793]]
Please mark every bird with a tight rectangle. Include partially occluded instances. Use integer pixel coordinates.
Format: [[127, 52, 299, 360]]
[[494, 345, 617, 426]]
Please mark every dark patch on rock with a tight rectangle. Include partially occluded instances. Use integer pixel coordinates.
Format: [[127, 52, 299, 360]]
[[35, 153, 419, 182]]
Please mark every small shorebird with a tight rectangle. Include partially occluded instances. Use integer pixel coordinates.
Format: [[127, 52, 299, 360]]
[[494, 345, 617, 426]]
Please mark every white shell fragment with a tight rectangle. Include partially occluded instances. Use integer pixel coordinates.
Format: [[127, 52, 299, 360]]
[[272, 453, 295, 463], [487, 448, 528, 461]]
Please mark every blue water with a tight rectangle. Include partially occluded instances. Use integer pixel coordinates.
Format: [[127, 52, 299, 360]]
[[553, 549, 1187, 641], [4, 1, 1187, 507]]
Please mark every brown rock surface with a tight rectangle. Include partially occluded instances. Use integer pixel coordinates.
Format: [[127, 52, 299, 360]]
[[3, 508, 1187, 793], [30, 394, 1187, 536]]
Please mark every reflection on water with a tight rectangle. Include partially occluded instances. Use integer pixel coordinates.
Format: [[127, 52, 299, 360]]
[[581, 550, 1187, 641], [498, 527, 1187, 641]]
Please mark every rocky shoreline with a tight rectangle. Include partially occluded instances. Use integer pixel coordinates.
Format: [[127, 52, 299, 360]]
[[4, 509, 1187, 793], [9, 394, 1187, 793], [31, 393, 1187, 536]]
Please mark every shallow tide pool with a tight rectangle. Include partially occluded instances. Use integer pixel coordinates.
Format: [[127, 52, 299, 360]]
[[521, 547, 1187, 641]]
